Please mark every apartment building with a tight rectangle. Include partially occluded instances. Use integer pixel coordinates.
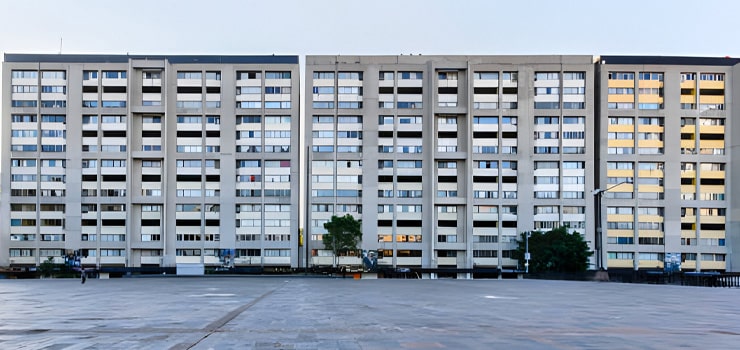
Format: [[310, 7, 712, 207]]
[[1, 54, 301, 270], [596, 56, 739, 272], [305, 55, 597, 277], [3, 53, 738, 276]]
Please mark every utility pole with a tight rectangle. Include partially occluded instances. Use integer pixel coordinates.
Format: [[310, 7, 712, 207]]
[[593, 180, 633, 270], [525, 232, 531, 273]]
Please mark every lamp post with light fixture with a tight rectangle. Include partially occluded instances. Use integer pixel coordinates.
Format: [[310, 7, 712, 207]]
[[593, 180, 633, 270]]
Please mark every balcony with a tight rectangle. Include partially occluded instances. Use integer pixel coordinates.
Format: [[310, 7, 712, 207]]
[[680, 80, 696, 89], [637, 80, 662, 88], [607, 80, 634, 88], [699, 95, 724, 104], [698, 80, 724, 89], [701, 261, 726, 270], [638, 259, 663, 269]]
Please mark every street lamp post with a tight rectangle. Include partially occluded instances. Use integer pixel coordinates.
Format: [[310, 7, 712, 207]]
[[525, 232, 531, 273], [593, 180, 632, 270]]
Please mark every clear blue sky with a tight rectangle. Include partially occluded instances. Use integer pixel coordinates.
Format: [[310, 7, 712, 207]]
[[1, 0, 739, 57]]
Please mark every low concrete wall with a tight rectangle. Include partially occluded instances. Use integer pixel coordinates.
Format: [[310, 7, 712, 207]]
[[176, 263, 204, 276]]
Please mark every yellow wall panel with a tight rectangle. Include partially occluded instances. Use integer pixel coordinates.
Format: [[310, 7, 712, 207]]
[[608, 124, 635, 133], [608, 259, 634, 268], [699, 140, 724, 148], [682, 260, 697, 269], [681, 230, 696, 238], [638, 260, 664, 269], [608, 94, 635, 103], [637, 230, 664, 238], [681, 216, 697, 224], [680, 185, 696, 193], [681, 140, 696, 149], [637, 140, 664, 148], [699, 80, 724, 89], [698, 125, 724, 134], [608, 80, 634, 88], [638, 169, 664, 177], [638, 214, 664, 222], [701, 216, 726, 224], [638, 125, 664, 133], [607, 229, 634, 237], [699, 185, 725, 193], [680, 95, 696, 103], [699, 95, 724, 104], [638, 95, 663, 103], [699, 230, 725, 239], [609, 139, 635, 147], [700, 170, 725, 179], [639, 184, 664, 193], [608, 169, 634, 177], [701, 261, 726, 270], [607, 214, 634, 222], [638, 80, 663, 88], [680, 81, 696, 89]]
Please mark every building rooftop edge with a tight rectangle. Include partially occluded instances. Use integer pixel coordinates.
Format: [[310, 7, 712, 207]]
[[598, 55, 740, 66], [3, 53, 299, 64]]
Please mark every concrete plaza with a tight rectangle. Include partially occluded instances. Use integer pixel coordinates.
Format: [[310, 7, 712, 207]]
[[0, 277, 738, 349]]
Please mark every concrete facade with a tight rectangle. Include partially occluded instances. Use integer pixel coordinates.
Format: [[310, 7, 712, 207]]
[[305, 55, 596, 277], [2, 54, 739, 275], [1, 54, 301, 270], [597, 56, 739, 272]]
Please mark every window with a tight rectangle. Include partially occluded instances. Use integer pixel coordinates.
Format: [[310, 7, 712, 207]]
[[41, 85, 66, 94], [101, 159, 126, 167], [265, 71, 291, 79], [12, 70, 39, 79], [474, 72, 499, 80], [312, 101, 334, 109], [608, 88, 634, 95], [535, 72, 559, 80], [700, 73, 724, 81], [503, 72, 518, 81], [502, 161, 517, 170], [338, 72, 363, 80], [102, 115, 126, 123], [563, 161, 584, 169], [11, 100, 37, 107], [397, 102, 422, 109], [205, 71, 221, 80], [177, 71, 201, 79], [313, 72, 335, 79], [399, 72, 423, 80], [608, 72, 635, 80], [42, 71, 66, 79], [12, 85, 38, 93], [397, 160, 422, 168], [608, 102, 635, 109], [103, 71, 126, 79], [562, 87, 585, 95], [563, 72, 585, 80], [535, 116, 558, 125], [238, 71, 262, 80], [639, 72, 664, 81]]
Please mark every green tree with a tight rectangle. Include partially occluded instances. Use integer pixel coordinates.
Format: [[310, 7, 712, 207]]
[[513, 226, 593, 273], [38, 257, 56, 278], [323, 214, 362, 267]]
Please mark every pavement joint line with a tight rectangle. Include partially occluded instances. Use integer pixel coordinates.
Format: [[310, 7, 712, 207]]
[[169, 281, 289, 350]]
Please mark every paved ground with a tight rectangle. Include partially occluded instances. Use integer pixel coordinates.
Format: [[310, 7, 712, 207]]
[[0, 276, 738, 349]]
